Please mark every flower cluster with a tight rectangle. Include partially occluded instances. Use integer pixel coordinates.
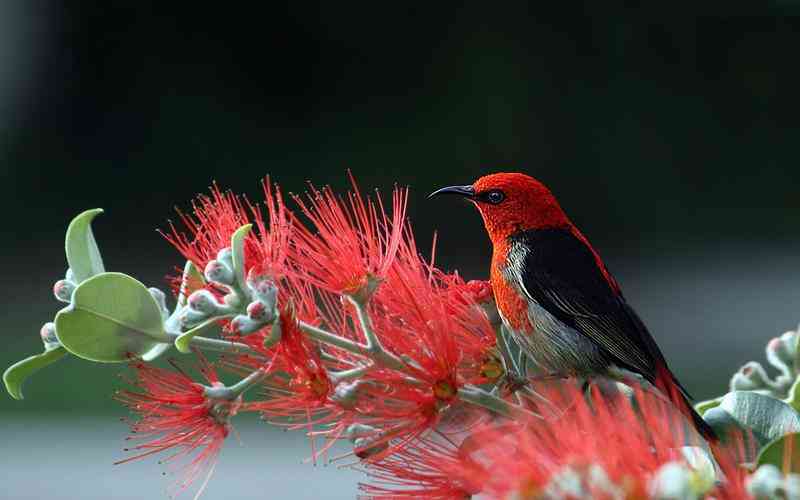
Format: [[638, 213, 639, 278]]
[[24, 173, 781, 499], [361, 382, 750, 499], [114, 174, 504, 497], [115, 354, 240, 498]]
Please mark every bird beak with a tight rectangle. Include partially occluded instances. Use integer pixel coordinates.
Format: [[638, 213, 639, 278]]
[[427, 185, 476, 200]]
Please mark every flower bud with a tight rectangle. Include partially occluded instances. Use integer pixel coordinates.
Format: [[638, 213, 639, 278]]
[[730, 362, 770, 392], [148, 288, 168, 317], [246, 301, 275, 324], [204, 260, 234, 285], [187, 290, 220, 315], [180, 308, 209, 329], [40, 322, 59, 349], [331, 380, 365, 409], [216, 247, 234, 268], [53, 280, 75, 303], [748, 464, 786, 500], [648, 462, 693, 500], [543, 466, 586, 498], [346, 424, 387, 459], [767, 332, 797, 376], [230, 315, 262, 335], [246, 274, 278, 307]]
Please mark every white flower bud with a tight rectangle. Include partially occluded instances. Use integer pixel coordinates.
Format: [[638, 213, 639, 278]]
[[216, 247, 233, 268], [649, 462, 695, 500], [543, 466, 586, 499], [331, 380, 365, 409], [246, 301, 276, 324], [730, 362, 770, 392], [148, 288, 168, 318], [230, 315, 262, 335], [748, 464, 787, 500], [346, 424, 387, 459], [187, 290, 220, 315], [53, 280, 75, 303], [40, 322, 59, 349], [204, 259, 234, 285], [180, 308, 209, 329], [767, 334, 796, 376], [246, 273, 278, 307]]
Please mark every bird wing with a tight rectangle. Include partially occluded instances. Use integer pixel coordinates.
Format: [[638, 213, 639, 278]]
[[505, 228, 666, 383]]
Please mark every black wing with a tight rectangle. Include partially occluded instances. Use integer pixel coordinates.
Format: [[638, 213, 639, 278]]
[[506, 228, 667, 385]]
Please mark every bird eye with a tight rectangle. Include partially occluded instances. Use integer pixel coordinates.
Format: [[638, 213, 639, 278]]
[[483, 190, 505, 204]]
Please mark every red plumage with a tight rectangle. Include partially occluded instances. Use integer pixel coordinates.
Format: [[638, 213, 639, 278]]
[[431, 172, 716, 442]]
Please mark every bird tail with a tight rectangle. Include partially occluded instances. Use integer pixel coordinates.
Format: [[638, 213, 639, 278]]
[[654, 364, 718, 444]]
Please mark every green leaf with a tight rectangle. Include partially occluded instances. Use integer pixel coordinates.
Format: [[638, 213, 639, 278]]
[[3, 347, 68, 400], [703, 406, 762, 465], [55, 272, 168, 363], [786, 377, 800, 412], [174, 318, 223, 354], [176, 260, 206, 309], [757, 432, 800, 473], [695, 396, 725, 416], [718, 391, 800, 447], [65, 209, 105, 283], [231, 224, 252, 292]]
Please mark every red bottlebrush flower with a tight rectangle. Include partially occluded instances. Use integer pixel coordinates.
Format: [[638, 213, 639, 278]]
[[290, 172, 408, 298], [163, 183, 251, 271], [246, 178, 293, 280], [359, 436, 477, 499], [455, 382, 748, 500], [163, 178, 293, 286], [252, 307, 333, 419], [115, 355, 239, 498], [358, 382, 749, 499], [373, 227, 497, 389]]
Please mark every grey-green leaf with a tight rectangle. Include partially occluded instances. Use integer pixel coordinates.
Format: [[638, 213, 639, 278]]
[[231, 224, 252, 293], [176, 260, 206, 309], [174, 318, 223, 354], [695, 396, 725, 416], [3, 347, 68, 400], [786, 378, 800, 413], [55, 272, 168, 363], [718, 391, 800, 447], [757, 432, 800, 473], [65, 209, 105, 283]]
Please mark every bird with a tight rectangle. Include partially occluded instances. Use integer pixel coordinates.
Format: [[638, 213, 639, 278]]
[[429, 172, 716, 441]]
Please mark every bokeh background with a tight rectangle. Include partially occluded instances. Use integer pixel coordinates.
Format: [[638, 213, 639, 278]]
[[2, 3, 799, 498]]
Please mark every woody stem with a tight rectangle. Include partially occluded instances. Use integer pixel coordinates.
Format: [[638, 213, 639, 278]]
[[298, 302, 537, 419]]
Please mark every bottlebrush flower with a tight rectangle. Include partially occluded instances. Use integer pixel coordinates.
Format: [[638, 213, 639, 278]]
[[163, 178, 293, 287], [163, 183, 251, 272], [247, 305, 333, 420], [358, 435, 478, 499], [115, 354, 240, 499], [290, 172, 408, 300], [358, 382, 749, 499], [455, 382, 749, 500]]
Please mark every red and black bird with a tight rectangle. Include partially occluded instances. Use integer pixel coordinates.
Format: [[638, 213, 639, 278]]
[[430, 172, 715, 441]]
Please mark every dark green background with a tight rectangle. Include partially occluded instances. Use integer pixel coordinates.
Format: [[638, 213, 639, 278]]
[[2, 4, 799, 411], [3, 4, 800, 498]]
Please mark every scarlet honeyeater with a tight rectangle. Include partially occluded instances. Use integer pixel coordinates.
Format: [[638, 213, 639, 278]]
[[430, 172, 716, 441]]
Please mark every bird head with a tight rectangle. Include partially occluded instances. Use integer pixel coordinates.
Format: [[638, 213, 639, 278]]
[[429, 172, 569, 242]]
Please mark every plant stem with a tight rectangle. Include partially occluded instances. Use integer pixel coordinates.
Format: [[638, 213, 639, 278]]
[[458, 385, 540, 420], [298, 321, 364, 353], [164, 331, 258, 355], [204, 368, 268, 400], [347, 297, 409, 372]]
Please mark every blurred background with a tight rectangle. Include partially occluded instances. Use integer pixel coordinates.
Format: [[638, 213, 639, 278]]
[[2, 3, 799, 498]]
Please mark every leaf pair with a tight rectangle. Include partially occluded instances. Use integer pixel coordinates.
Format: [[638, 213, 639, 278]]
[[4, 210, 170, 400]]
